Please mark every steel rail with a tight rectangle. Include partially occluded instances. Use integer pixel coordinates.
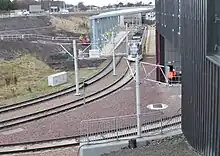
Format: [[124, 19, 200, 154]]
[[0, 25, 134, 112], [0, 20, 140, 112], [0, 59, 131, 130], [0, 25, 134, 111], [0, 57, 115, 112], [0, 115, 181, 155]]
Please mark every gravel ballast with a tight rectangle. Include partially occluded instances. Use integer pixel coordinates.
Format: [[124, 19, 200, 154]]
[[102, 134, 199, 156]]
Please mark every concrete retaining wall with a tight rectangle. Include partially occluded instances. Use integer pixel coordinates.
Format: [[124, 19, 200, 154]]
[[80, 130, 182, 156]]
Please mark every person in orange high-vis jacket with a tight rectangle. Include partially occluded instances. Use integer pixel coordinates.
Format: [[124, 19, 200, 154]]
[[168, 65, 176, 84], [168, 71, 174, 79]]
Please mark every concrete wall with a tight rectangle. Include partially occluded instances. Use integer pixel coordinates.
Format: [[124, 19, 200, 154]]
[[80, 130, 182, 156]]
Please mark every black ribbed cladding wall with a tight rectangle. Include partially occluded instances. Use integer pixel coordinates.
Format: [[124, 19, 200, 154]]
[[156, 0, 220, 155]]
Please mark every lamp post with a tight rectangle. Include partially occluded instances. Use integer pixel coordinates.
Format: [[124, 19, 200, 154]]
[[73, 40, 80, 96], [126, 23, 129, 56], [59, 41, 80, 96], [135, 53, 141, 137], [112, 31, 116, 76]]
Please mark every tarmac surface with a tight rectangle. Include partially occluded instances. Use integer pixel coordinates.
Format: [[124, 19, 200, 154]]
[[0, 57, 181, 145]]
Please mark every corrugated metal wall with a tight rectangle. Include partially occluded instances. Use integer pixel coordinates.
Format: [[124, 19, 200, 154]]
[[156, 0, 220, 155]]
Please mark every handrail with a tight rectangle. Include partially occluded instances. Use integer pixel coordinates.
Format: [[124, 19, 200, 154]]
[[0, 33, 78, 41]]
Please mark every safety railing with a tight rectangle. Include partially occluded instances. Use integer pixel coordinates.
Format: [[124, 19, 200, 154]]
[[0, 34, 78, 41], [0, 11, 99, 19], [80, 108, 181, 143], [141, 26, 148, 53]]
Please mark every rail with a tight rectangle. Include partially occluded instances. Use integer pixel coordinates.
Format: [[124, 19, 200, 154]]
[[0, 33, 78, 41], [80, 108, 181, 143]]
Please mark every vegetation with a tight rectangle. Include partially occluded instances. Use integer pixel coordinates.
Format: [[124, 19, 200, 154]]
[[0, 54, 100, 105], [50, 16, 90, 34], [0, 0, 16, 11]]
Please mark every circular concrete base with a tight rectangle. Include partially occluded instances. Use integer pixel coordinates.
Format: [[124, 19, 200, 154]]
[[147, 103, 168, 110], [123, 87, 133, 91]]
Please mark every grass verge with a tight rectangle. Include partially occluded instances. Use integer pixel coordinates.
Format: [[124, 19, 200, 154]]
[[0, 54, 107, 106]]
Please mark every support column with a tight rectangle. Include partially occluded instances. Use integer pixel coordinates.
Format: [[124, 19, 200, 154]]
[[96, 19, 100, 49], [135, 54, 141, 137], [120, 15, 125, 27], [156, 30, 165, 82], [138, 13, 142, 26], [92, 19, 97, 50]]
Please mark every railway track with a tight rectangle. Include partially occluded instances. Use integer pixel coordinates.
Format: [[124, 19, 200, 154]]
[[0, 57, 114, 112], [0, 27, 182, 155], [0, 28, 136, 126], [0, 57, 129, 130], [0, 27, 135, 111], [0, 114, 181, 155]]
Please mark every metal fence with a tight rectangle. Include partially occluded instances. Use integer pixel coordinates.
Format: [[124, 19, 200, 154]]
[[80, 108, 181, 143], [0, 11, 98, 19], [0, 34, 78, 41]]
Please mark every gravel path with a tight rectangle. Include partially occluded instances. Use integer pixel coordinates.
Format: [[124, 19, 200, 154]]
[[0, 57, 181, 145]]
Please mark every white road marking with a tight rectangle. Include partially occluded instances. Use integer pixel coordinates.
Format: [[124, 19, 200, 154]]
[[1, 128, 24, 135]]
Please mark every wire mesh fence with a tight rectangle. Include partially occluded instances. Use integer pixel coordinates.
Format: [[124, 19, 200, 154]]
[[80, 108, 181, 143]]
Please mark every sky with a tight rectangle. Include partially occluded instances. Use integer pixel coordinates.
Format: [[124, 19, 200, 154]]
[[63, 0, 155, 7]]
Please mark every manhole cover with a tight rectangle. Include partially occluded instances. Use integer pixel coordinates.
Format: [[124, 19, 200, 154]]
[[153, 104, 163, 108], [147, 103, 168, 110]]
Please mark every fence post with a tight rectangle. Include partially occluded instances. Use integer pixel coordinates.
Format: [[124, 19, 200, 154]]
[[160, 116, 163, 134], [115, 117, 118, 140], [86, 121, 89, 143]]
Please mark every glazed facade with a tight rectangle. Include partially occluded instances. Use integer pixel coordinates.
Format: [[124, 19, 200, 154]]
[[156, 0, 220, 155]]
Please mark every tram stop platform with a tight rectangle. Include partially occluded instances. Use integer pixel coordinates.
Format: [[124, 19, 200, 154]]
[[101, 31, 129, 56], [89, 31, 129, 58]]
